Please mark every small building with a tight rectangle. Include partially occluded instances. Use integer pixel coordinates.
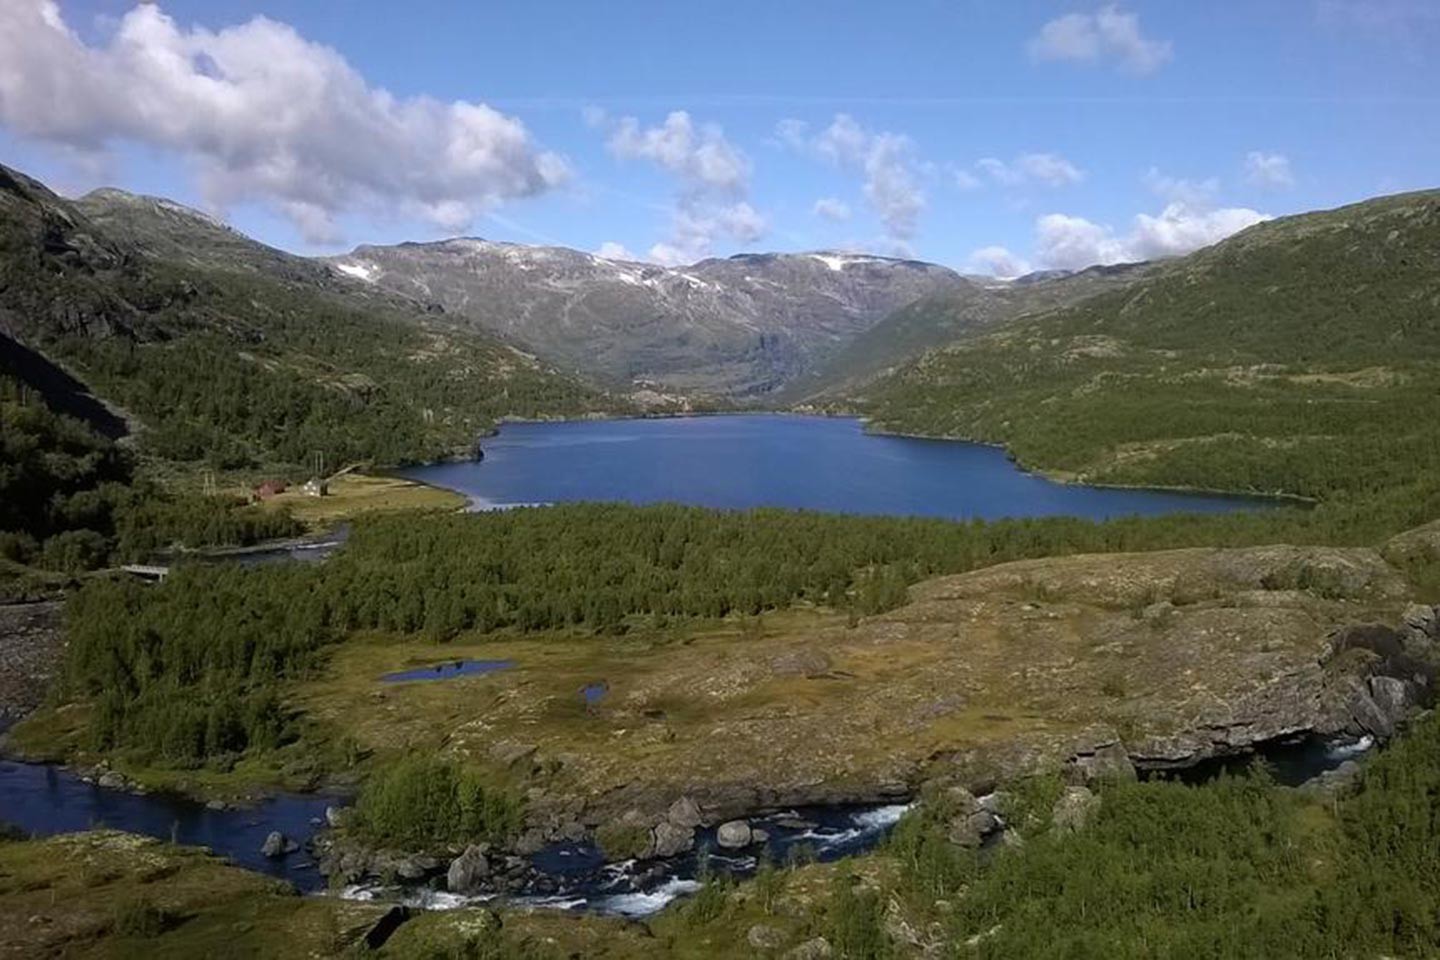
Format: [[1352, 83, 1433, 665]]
[[254, 480, 287, 500], [302, 477, 329, 497]]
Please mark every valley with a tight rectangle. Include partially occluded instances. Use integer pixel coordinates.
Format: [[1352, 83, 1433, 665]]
[[4, 157, 1440, 960]]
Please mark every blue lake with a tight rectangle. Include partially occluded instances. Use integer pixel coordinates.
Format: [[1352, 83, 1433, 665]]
[[404, 415, 1281, 521]]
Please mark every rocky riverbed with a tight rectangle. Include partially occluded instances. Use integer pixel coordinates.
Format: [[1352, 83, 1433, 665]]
[[0, 601, 63, 732]]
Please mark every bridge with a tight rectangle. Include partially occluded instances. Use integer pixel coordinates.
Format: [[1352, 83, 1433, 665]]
[[120, 564, 169, 582]]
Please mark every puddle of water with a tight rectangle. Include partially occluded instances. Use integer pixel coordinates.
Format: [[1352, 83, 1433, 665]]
[[582, 682, 608, 706], [380, 660, 515, 683]]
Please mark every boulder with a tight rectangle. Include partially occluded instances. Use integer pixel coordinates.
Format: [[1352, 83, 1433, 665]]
[[513, 829, 548, 856], [748, 923, 785, 949], [447, 845, 491, 893], [97, 771, 126, 790], [1402, 604, 1439, 654], [1051, 787, 1099, 834], [946, 809, 997, 848], [785, 937, 834, 960], [716, 819, 753, 849], [1069, 743, 1137, 786], [666, 795, 703, 829], [261, 831, 288, 858], [324, 805, 347, 828], [651, 820, 695, 858]]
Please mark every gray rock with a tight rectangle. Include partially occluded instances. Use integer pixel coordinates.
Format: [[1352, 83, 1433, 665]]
[[1051, 786, 1100, 834], [771, 647, 833, 678], [394, 856, 429, 881], [324, 805, 346, 828], [513, 829, 548, 856], [447, 845, 491, 893], [97, 771, 126, 790], [716, 819, 753, 849], [785, 937, 834, 960], [1402, 603, 1439, 649], [261, 831, 288, 858], [666, 795, 702, 829], [748, 923, 785, 949], [1370, 675, 1413, 726], [946, 809, 997, 848], [1071, 743, 1137, 785], [651, 820, 695, 858]]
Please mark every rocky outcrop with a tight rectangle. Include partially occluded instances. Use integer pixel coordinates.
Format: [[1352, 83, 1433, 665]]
[[943, 788, 1000, 848], [446, 844, 490, 893], [1051, 787, 1099, 834]]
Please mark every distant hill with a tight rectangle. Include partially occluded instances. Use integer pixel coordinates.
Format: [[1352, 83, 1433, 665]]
[[325, 243, 974, 396], [790, 262, 1154, 399], [849, 190, 1440, 507], [0, 165, 615, 472]]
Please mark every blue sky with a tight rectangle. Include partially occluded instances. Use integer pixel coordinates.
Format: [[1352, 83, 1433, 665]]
[[1, 1, 1437, 274]]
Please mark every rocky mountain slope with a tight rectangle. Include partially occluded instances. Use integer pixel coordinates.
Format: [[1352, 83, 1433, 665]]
[[0, 164, 614, 470], [327, 242, 974, 395]]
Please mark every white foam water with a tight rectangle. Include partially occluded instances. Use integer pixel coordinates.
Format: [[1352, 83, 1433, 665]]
[[590, 878, 703, 917], [1327, 735, 1375, 760]]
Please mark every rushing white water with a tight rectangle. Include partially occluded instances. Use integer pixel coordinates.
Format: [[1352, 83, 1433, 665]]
[[1328, 735, 1375, 760], [588, 878, 703, 917], [325, 800, 919, 919]]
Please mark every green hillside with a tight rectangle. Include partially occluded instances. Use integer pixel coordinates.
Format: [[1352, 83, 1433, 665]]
[[0, 164, 617, 474], [852, 190, 1440, 519], [794, 261, 1153, 398]]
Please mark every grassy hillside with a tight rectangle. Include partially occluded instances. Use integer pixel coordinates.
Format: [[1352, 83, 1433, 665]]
[[0, 164, 618, 474], [793, 262, 1153, 399], [851, 190, 1440, 517]]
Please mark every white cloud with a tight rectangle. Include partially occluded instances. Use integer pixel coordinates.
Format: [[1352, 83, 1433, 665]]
[[976, 152, 1085, 188], [1028, 5, 1172, 74], [1033, 201, 1270, 270], [1142, 167, 1220, 206], [951, 167, 982, 191], [1129, 204, 1270, 259], [780, 114, 926, 252], [967, 246, 1031, 279], [596, 241, 634, 260], [608, 111, 750, 194], [812, 197, 852, 222], [603, 110, 765, 264], [1244, 151, 1295, 189], [0, 1, 567, 244]]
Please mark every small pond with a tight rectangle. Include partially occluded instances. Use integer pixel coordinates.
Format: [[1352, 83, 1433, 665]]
[[380, 659, 516, 683]]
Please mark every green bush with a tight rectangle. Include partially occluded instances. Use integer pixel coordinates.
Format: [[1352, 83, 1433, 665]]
[[352, 754, 523, 848]]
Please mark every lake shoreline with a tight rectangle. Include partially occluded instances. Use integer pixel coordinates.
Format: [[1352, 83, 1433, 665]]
[[409, 411, 1301, 519]]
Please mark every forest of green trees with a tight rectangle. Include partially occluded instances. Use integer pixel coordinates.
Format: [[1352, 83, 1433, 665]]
[[53, 491, 1439, 768], [0, 379, 300, 586]]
